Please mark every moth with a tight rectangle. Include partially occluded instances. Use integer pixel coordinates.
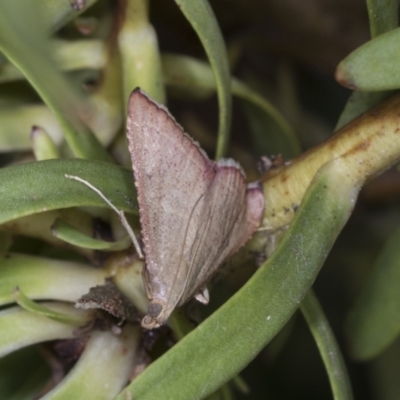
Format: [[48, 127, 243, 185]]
[[127, 89, 264, 329]]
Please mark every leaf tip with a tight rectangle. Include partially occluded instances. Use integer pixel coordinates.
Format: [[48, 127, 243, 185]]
[[335, 63, 358, 90]]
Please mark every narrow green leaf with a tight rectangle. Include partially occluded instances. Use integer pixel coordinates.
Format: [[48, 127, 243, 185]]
[[175, 0, 231, 159], [0, 2, 112, 161], [335, 27, 400, 91], [162, 53, 216, 98], [0, 61, 27, 83], [0, 303, 84, 358], [0, 39, 122, 150], [2, 210, 97, 259], [14, 287, 89, 325], [117, 158, 360, 400], [346, 223, 400, 360], [0, 40, 106, 84], [51, 218, 132, 251], [301, 290, 353, 400], [0, 253, 107, 307], [0, 159, 137, 225], [366, 0, 398, 38], [162, 54, 300, 157], [42, 325, 139, 400]]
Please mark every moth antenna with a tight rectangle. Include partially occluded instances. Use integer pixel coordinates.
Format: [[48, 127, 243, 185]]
[[64, 174, 144, 259]]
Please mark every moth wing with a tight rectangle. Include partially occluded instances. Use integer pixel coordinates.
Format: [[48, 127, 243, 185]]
[[126, 89, 216, 328], [179, 160, 264, 304]]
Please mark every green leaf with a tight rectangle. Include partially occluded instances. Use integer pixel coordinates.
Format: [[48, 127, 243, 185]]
[[42, 325, 139, 400], [175, 0, 231, 159], [0, 253, 107, 307], [0, 303, 84, 358], [301, 290, 353, 400], [14, 287, 89, 325], [366, 0, 398, 38], [335, 27, 400, 91], [0, 2, 112, 161], [162, 53, 216, 98], [335, 0, 397, 130], [0, 38, 122, 150], [116, 157, 360, 400], [0, 40, 106, 84], [0, 159, 137, 225], [51, 218, 132, 251], [346, 223, 400, 360], [2, 210, 97, 259]]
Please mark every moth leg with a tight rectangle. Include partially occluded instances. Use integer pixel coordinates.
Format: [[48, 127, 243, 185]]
[[194, 287, 209, 305], [64, 174, 144, 259]]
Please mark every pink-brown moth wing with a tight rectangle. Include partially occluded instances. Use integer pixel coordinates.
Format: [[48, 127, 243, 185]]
[[126, 88, 264, 329], [178, 161, 264, 306]]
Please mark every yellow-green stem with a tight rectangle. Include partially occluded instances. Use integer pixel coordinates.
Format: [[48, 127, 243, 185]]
[[262, 94, 400, 230]]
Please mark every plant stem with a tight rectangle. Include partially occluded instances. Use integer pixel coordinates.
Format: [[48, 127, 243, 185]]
[[262, 93, 400, 231], [118, 0, 165, 106], [301, 290, 354, 400]]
